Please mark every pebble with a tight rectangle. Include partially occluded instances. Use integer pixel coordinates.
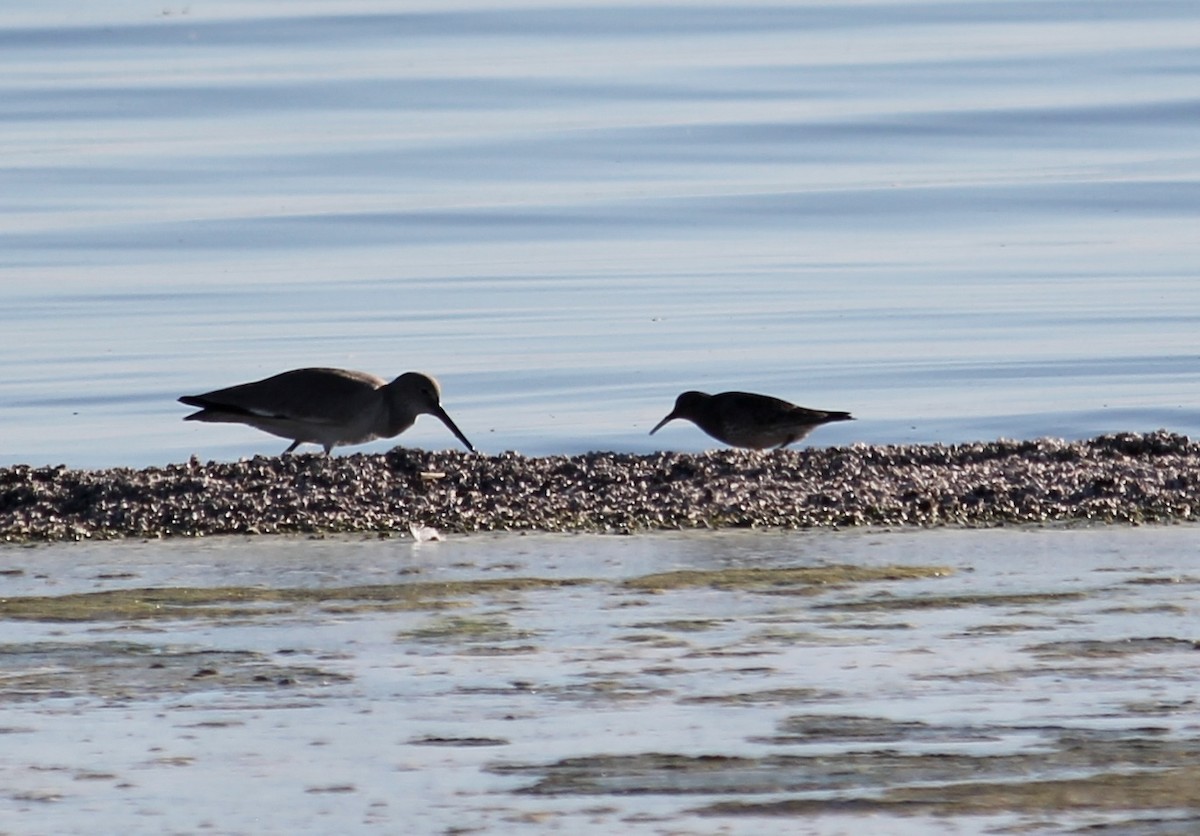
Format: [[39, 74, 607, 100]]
[[1, 431, 1197, 542]]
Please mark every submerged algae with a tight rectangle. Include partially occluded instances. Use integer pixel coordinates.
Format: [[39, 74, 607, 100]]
[[623, 564, 950, 592], [0, 564, 949, 622], [0, 577, 585, 622], [0, 641, 349, 704]]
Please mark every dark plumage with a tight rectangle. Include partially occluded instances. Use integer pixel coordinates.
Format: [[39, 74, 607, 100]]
[[180, 368, 474, 455], [649, 390, 854, 450]]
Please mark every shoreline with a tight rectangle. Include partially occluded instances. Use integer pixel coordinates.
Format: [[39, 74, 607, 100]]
[[1, 431, 1196, 542]]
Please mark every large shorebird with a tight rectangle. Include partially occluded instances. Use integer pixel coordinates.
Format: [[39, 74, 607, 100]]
[[650, 390, 853, 450], [180, 368, 474, 455]]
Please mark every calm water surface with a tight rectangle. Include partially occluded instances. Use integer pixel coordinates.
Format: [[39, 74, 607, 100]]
[[2, 527, 1200, 834], [5, 7, 1200, 835], [3, 1, 1200, 469]]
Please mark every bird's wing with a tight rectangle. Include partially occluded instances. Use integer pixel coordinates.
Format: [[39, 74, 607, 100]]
[[784, 403, 838, 423], [182, 368, 384, 426], [719, 392, 798, 424]]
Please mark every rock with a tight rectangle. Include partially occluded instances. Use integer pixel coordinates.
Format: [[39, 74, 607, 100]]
[[1, 431, 1196, 542]]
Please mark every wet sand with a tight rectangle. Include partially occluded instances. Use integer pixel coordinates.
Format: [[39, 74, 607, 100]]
[[1, 527, 1198, 834], [2, 431, 1198, 542]]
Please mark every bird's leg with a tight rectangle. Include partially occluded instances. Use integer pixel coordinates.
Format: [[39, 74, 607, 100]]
[[283, 440, 301, 454]]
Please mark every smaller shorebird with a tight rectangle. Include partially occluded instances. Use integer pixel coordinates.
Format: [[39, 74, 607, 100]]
[[180, 368, 474, 455], [650, 390, 853, 450]]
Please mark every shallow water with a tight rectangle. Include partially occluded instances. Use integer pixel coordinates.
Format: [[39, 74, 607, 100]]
[[2, 526, 1199, 834], [5, 8, 1200, 833], [3, 2, 1200, 468]]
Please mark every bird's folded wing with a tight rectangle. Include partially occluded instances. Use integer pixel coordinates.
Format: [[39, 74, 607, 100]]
[[183, 369, 381, 426]]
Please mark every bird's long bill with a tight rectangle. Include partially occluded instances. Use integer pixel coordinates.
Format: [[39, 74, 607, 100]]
[[649, 411, 679, 436], [432, 405, 476, 452]]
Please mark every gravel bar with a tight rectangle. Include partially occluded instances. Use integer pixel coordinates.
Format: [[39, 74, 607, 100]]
[[2, 431, 1197, 542]]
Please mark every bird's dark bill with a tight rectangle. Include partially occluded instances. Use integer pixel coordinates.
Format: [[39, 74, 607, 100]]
[[434, 406, 475, 452], [649, 412, 679, 435]]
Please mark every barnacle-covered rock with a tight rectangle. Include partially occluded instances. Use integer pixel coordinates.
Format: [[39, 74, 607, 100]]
[[1, 431, 1198, 541]]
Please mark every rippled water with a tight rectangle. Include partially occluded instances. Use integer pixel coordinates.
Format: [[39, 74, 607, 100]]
[[3, 1, 1199, 468], [2, 528, 1199, 834], [7, 9, 1200, 836]]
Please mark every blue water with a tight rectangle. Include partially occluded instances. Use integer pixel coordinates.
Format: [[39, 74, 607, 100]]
[[3, 1, 1200, 468]]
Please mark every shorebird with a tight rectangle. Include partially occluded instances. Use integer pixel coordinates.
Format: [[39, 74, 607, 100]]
[[650, 390, 853, 450], [180, 368, 475, 455]]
